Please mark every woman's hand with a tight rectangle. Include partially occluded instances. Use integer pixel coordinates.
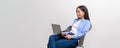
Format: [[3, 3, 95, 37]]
[[65, 35, 73, 39], [61, 32, 65, 36]]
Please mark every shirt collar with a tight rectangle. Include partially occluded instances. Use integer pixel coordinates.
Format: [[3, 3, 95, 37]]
[[75, 18, 85, 21]]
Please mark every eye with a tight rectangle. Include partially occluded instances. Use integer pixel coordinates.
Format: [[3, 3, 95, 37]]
[[76, 11, 80, 13]]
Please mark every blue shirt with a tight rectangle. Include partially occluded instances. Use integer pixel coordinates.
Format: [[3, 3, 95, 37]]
[[65, 18, 91, 39]]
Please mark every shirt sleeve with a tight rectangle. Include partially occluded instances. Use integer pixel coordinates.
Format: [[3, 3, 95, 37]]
[[72, 20, 91, 39]]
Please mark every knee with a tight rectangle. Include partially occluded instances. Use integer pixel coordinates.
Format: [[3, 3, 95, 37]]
[[49, 35, 55, 39]]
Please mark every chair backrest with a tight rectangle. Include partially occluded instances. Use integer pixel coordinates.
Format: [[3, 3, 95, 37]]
[[77, 35, 86, 47]]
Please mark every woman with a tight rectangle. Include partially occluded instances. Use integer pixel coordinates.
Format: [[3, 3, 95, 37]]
[[47, 5, 91, 48]]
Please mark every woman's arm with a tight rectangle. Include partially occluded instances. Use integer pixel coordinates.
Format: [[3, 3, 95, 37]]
[[72, 20, 91, 39]]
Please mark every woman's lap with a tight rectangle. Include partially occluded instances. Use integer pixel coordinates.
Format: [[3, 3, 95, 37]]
[[55, 38, 78, 48], [48, 34, 78, 48]]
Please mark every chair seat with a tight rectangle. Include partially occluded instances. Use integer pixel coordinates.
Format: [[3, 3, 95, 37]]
[[76, 46, 84, 48]]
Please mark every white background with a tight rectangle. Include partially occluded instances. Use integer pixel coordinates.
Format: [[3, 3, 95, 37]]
[[0, 0, 120, 48]]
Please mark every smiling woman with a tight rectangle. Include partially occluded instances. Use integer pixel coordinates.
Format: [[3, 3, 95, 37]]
[[47, 5, 92, 48]]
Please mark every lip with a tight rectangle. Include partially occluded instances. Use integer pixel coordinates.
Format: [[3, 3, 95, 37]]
[[78, 15, 81, 17]]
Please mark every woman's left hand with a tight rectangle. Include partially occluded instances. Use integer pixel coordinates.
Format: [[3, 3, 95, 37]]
[[65, 35, 73, 39]]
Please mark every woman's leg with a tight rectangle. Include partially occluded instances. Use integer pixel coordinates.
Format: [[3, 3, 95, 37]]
[[47, 34, 64, 48], [55, 39, 78, 48]]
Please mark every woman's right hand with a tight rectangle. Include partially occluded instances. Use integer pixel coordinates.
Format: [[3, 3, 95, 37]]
[[61, 32, 66, 36]]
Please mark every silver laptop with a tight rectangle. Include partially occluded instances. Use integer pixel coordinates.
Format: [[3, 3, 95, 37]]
[[51, 24, 61, 34]]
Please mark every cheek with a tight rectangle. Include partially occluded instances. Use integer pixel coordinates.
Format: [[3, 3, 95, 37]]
[[77, 13, 79, 15], [80, 12, 84, 16], [80, 13, 83, 15], [78, 13, 83, 17]]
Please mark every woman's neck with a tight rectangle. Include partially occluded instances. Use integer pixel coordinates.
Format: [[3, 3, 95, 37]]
[[78, 17, 84, 20]]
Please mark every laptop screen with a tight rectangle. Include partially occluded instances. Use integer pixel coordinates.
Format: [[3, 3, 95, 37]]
[[51, 24, 61, 34]]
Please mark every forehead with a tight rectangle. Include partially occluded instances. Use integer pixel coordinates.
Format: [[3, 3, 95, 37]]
[[76, 8, 82, 11]]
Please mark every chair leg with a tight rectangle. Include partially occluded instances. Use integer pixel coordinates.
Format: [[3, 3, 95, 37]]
[[76, 46, 84, 48], [81, 46, 84, 48]]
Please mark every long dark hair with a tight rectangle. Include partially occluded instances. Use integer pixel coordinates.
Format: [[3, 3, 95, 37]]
[[76, 5, 90, 21]]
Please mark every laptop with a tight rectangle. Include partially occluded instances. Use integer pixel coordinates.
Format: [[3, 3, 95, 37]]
[[51, 24, 74, 35], [51, 24, 61, 34]]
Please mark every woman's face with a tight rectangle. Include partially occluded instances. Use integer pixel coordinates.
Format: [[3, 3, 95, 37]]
[[76, 8, 85, 19]]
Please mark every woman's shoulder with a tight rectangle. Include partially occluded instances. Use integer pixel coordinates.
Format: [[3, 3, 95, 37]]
[[74, 18, 90, 23]]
